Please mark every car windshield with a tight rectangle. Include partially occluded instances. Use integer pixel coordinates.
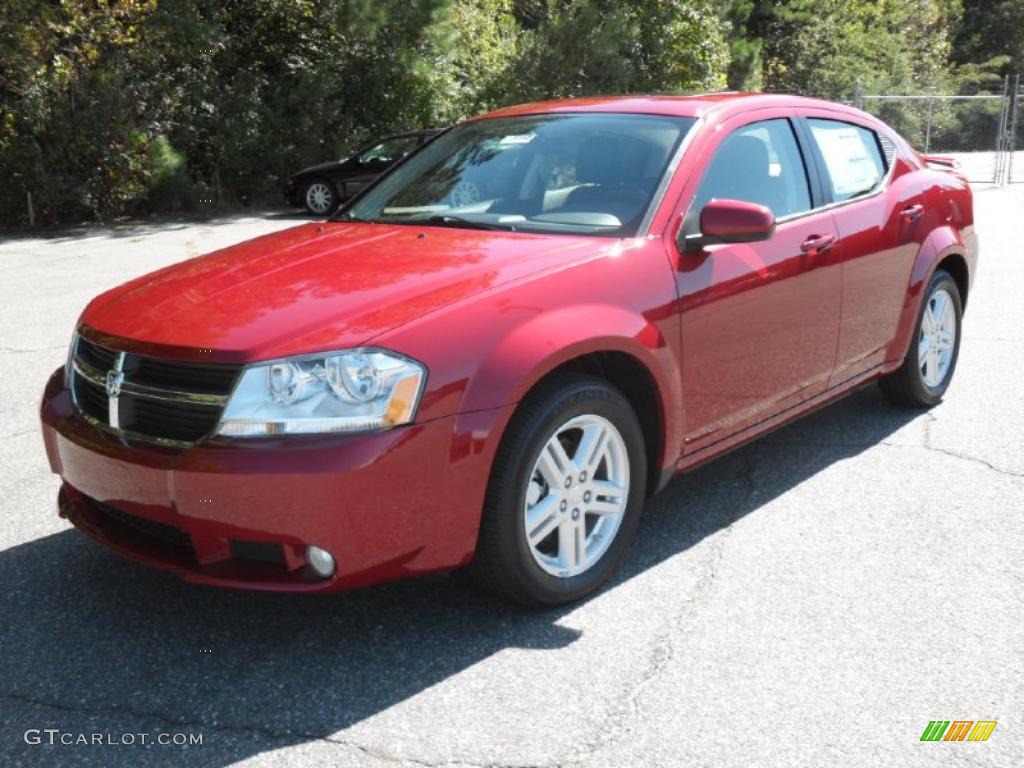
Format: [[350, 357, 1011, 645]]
[[341, 113, 695, 236]]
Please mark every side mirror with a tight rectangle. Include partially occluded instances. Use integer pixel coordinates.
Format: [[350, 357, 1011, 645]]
[[677, 199, 776, 253]]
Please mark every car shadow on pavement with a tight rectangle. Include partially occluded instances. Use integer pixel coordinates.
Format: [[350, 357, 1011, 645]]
[[0, 385, 920, 767]]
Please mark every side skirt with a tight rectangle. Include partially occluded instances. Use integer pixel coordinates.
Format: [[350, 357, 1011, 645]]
[[666, 362, 890, 482]]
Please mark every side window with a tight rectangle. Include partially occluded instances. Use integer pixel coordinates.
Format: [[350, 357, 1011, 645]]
[[358, 136, 419, 166], [807, 119, 885, 202], [690, 118, 811, 226]]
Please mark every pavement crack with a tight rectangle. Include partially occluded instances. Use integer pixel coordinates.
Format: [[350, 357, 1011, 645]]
[[917, 445, 1024, 478], [922, 410, 938, 448], [560, 447, 759, 767], [769, 437, 1022, 479]]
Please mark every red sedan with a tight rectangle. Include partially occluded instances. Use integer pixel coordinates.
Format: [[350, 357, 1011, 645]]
[[40, 94, 977, 605]]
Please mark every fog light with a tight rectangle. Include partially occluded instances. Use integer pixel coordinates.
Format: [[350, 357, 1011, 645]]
[[306, 545, 335, 578]]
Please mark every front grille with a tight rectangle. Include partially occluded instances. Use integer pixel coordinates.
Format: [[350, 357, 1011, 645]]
[[92, 499, 193, 549], [77, 338, 118, 372], [129, 357, 240, 395], [75, 375, 109, 423], [70, 335, 241, 445], [125, 396, 224, 443]]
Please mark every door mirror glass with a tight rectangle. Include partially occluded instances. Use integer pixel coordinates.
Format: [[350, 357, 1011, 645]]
[[699, 198, 776, 243]]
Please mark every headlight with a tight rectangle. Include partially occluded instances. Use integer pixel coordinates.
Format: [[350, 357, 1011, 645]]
[[217, 348, 426, 437]]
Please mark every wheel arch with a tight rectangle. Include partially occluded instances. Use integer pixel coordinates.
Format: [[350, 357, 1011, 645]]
[[936, 251, 969, 310], [525, 350, 665, 498], [887, 226, 970, 365], [459, 304, 683, 498]]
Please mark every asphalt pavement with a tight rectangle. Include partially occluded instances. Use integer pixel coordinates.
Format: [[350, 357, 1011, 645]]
[[0, 192, 1021, 768]]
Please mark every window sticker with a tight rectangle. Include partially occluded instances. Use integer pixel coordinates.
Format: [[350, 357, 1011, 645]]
[[811, 123, 881, 198], [499, 133, 536, 145]]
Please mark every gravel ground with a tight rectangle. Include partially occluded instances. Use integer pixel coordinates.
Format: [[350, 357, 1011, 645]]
[[0, 191, 1021, 768]]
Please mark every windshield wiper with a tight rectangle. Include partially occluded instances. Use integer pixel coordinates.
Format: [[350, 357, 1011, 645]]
[[423, 214, 516, 232]]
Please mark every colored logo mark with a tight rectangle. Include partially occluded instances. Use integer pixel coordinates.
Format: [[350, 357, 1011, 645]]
[[920, 720, 997, 742]]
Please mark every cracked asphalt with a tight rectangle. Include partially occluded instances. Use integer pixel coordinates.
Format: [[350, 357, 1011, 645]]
[[1, 191, 1022, 768]]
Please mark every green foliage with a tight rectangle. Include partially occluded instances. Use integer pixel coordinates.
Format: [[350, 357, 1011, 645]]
[[0, 0, 1019, 227], [418, 0, 521, 122], [722, 0, 766, 91], [954, 0, 1024, 80], [757, 0, 964, 98], [508, 0, 728, 99], [147, 135, 193, 211]]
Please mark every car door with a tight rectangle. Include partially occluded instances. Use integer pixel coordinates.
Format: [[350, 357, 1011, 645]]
[[797, 113, 930, 384], [674, 115, 842, 451]]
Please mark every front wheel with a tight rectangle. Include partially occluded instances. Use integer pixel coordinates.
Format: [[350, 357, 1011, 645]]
[[472, 375, 647, 606], [879, 269, 963, 407]]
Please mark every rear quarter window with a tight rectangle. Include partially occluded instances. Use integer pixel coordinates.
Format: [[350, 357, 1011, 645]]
[[808, 119, 886, 202]]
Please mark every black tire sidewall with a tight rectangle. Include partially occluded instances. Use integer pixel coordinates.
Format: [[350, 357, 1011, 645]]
[[499, 380, 647, 605], [908, 270, 963, 405]]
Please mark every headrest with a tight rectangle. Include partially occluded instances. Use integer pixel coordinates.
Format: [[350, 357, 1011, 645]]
[[575, 136, 624, 185], [721, 135, 770, 176]]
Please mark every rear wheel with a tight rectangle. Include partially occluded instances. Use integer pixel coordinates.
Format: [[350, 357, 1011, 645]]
[[879, 269, 962, 407], [472, 375, 647, 606]]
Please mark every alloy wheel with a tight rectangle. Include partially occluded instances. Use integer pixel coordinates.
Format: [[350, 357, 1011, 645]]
[[918, 286, 957, 388], [523, 414, 629, 578], [450, 181, 481, 207], [305, 182, 334, 214]]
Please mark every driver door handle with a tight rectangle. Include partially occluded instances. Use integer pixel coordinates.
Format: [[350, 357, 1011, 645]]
[[800, 233, 836, 256]]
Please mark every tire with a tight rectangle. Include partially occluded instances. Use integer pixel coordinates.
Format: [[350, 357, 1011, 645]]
[[303, 179, 337, 215], [879, 269, 963, 407], [471, 374, 647, 606]]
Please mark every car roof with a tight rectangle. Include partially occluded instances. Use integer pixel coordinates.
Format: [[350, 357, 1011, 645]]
[[472, 93, 864, 122], [363, 129, 442, 145]]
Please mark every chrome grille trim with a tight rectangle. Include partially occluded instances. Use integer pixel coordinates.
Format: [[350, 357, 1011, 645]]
[[71, 358, 229, 405], [68, 335, 240, 446]]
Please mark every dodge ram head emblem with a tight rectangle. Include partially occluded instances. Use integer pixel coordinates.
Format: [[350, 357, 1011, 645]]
[[105, 351, 127, 429], [105, 369, 124, 398]]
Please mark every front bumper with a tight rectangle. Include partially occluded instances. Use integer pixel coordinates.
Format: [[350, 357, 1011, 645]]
[[40, 368, 512, 592]]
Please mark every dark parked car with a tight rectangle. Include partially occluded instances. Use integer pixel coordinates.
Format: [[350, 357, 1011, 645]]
[[285, 129, 440, 214]]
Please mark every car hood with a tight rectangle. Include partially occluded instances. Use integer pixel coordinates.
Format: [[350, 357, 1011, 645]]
[[81, 222, 604, 362], [290, 160, 345, 178]]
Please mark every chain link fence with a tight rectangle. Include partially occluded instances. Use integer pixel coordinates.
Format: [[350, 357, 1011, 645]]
[[1010, 81, 1024, 184], [854, 76, 1022, 185]]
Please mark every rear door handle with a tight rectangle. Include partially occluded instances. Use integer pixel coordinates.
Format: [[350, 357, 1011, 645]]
[[800, 233, 836, 256], [901, 204, 925, 221]]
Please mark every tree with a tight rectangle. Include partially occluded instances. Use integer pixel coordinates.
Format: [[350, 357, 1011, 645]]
[[506, 0, 728, 100], [2, 0, 996, 228], [722, 1, 964, 99], [721, 0, 768, 91], [953, 0, 1024, 80]]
